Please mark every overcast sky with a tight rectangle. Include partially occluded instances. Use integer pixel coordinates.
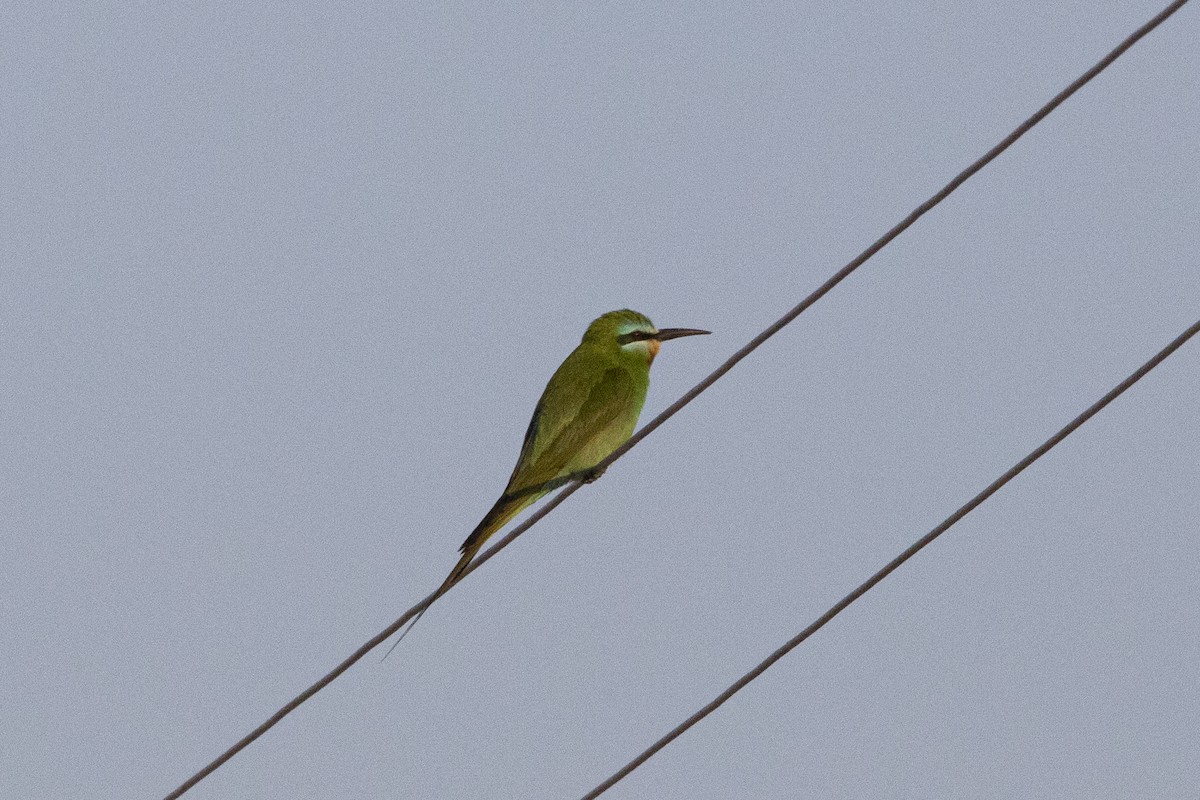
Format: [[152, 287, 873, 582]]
[[3, 2, 1198, 799]]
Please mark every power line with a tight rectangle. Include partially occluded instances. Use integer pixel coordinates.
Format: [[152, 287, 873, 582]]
[[580, 316, 1200, 799], [161, 1, 1190, 797]]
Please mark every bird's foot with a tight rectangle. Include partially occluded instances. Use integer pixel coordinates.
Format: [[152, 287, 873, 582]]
[[581, 467, 606, 484]]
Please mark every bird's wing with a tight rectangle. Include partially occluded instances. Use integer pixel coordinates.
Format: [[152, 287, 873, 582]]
[[505, 366, 635, 496], [506, 395, 544, 488]]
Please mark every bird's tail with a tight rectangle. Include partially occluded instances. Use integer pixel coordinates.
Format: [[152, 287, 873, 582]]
[[381, 491, 539, 661], [448, 491, 540, 586]]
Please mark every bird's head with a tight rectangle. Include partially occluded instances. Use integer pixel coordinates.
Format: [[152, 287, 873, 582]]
[[582, 309, 709, 363]]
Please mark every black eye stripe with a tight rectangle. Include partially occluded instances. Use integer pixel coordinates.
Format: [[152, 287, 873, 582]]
[[618, 331, 654, 345]]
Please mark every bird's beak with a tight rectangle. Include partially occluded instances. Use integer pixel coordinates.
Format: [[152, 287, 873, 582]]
[[654, 328, 711, 342]]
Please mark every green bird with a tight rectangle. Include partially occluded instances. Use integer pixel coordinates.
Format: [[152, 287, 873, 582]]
[[385, 309, 708, 656]]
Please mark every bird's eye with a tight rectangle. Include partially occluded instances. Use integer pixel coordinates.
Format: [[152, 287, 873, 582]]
[[618, 331, 652, 345]]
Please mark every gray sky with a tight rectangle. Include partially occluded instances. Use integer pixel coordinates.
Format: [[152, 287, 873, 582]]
[[3, 3, 1198, 799]]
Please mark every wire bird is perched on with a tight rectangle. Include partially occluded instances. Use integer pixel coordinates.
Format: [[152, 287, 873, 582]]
[[385, 309, 709, 657]]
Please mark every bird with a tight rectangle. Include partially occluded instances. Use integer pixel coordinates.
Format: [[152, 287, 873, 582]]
[[383, 309, 709, 658]]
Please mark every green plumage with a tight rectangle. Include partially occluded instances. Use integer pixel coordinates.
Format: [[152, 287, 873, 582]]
[[383, 309, 707, 658], [452, 310, 653, 581]]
